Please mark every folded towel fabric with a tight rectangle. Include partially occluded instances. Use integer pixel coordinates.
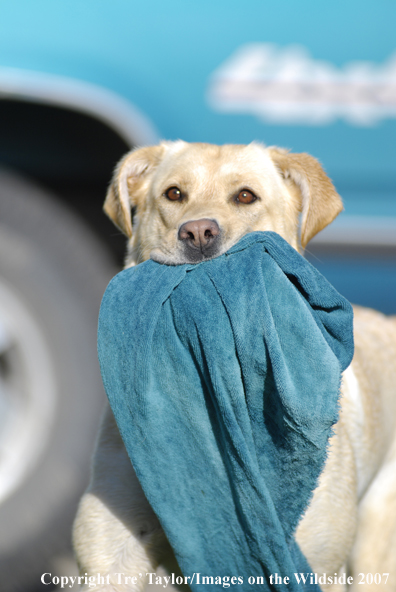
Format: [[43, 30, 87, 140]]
[[98, 231, 354, 591]]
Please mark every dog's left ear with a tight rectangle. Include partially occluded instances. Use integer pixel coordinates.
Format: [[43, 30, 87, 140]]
[[269, 148, 343, 248], [104, 145, 165, 237]]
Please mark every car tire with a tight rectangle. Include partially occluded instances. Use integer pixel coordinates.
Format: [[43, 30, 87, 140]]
[[0, 169, 117, 591]]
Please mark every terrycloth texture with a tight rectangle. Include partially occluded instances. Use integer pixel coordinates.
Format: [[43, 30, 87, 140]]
[[98, 231, 354, 591]]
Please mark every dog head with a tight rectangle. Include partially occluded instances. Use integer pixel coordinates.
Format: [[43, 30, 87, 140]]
[[104, 141, 342, 266]]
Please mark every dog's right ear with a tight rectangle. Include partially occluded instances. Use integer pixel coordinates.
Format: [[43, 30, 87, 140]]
[[104, 145, 165, 237]]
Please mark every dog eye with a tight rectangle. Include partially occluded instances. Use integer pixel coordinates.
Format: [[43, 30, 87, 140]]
[[165, 187, 183, 201], [236, 189, 257, 204]]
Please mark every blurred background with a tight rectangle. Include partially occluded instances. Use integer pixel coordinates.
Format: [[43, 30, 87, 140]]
[[0, 1, 395, 590]]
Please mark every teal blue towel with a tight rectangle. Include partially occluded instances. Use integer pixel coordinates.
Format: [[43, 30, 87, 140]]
[[98, 231, 354, 591]]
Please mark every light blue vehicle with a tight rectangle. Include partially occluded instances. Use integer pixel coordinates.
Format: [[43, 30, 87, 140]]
[[0, 1, 395, 589]]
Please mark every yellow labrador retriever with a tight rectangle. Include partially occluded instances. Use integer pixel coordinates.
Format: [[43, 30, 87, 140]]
[[73, 141, 396, 591]]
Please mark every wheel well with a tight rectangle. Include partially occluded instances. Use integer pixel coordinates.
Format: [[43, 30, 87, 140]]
[[0, 98, 133, 263]]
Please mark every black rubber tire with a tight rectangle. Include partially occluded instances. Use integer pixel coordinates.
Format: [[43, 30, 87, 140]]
[[0, 169, 117, 591]]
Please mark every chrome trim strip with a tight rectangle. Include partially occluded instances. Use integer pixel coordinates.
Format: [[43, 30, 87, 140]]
[[312, 216, 396, 247]]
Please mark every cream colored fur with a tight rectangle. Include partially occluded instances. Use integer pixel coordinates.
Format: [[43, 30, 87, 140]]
[[73, 142, 396, 591]]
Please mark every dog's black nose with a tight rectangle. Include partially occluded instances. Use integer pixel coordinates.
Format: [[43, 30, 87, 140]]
[[178, 219, 220, 249]]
